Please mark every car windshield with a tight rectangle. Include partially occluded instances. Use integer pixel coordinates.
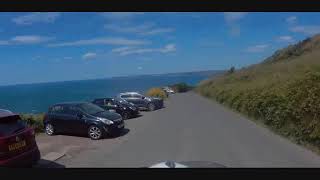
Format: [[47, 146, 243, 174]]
[[114, 98, 130, 105], [0, 114, 26, 136], [2, 11, 320, 168], [77, 103, 106, 115], [134, 93, 144, 98]]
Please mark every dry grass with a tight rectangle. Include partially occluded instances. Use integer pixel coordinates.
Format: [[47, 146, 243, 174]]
[[146, 88, 168, 99]]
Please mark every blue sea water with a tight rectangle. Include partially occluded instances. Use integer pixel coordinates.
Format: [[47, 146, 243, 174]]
[[0, 72, 215, 113]]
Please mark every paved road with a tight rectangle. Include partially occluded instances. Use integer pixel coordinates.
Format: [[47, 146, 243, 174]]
[[37, 92, 320, 167]]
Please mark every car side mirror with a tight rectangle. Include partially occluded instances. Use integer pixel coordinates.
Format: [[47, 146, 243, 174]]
[[142, 96, 145, 99]]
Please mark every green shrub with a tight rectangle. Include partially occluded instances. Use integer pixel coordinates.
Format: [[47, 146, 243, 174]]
[[170, 83, 193, 93], [227, 66, 235, 74], [20, 113, 45, 133], [146, 87, 168, 99]]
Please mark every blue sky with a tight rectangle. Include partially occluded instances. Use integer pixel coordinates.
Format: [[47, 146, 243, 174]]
[[1, 12, 320, 86]]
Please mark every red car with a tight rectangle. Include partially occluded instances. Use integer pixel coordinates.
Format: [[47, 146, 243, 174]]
[[0, 109, 40, 167]]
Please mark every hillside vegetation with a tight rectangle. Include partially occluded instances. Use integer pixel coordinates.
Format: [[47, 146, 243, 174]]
[[196, 34, 320, 149], [170, 82, 194, 93]]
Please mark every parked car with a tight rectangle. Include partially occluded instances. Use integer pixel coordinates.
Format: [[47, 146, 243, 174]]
[[0, 109, 40, 167], [162, 86, 175, 94], [44, 102, 125, 140], [117, 92, 164, 111], [92, 97, 140, 120]]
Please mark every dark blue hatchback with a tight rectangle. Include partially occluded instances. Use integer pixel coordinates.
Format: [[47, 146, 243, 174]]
[[44, 102, 124, 140]]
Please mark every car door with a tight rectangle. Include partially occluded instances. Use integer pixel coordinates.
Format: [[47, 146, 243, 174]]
[[126, 94, 140, 106], [48, 105, 66, 132], [121, 94, 134, 104], [62, 105, 86, 134], [131, 94, 146, 107]]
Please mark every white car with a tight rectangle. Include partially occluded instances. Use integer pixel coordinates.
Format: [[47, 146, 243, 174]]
[[162, 87, 175, 94], [149, 161, 225, 168]]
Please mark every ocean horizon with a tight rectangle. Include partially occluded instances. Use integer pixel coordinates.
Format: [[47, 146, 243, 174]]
[[0, 70, 220, 113]]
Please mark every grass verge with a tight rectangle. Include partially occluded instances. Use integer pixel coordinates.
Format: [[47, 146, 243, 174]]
[[195, 36, 320, 153]]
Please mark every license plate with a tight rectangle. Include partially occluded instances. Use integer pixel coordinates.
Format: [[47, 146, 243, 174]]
[[8, 140, 26, 151], [118, 123, 124, 128]]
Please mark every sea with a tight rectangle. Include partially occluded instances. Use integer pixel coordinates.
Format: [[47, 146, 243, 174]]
[[0, 71, 219, 113]]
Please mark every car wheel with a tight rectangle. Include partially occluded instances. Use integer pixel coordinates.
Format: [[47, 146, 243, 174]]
[[45, 123, 55, 136], [122, 112, 130, 120], [88, 125, 103, 140], [148, 103, 156, 111]]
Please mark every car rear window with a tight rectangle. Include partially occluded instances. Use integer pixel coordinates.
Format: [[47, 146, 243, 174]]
[[132, 94, 142, 98], [0, 115, 27, 137], [64, 106, 80, 115], [121, 95, 131, 98], [77, 103, 106, 115], [49, 105, 64, 114], [93, 99, 104, 105]]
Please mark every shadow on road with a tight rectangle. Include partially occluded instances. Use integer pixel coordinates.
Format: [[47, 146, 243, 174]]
[[125, 114, 143, 121], [105, 128, 130, 139], [54, 128, 130, 140], [54, 132, 91, 139], [33, 159, 65, 168], [139, 107, 165, 112]]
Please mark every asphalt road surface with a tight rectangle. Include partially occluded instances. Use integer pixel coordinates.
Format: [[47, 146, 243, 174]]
[[36, 92, 320, 167]]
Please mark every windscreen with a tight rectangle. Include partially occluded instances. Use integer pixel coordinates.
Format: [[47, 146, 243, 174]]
[[77, 103, 106, 115], [0, 115, 26, 137], [1, 12, 320, 168]]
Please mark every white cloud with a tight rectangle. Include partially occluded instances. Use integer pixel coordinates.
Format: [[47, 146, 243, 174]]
[[111, 46, 137, 53], [223, 12, 248, 36], [245, 44, 269, 53], [112, 43, 176, 56], [142, 28, 174, 35], [11, 35, 53, 44], [12, 12, 61, 25], [160, 44, 176, 53], [224, 12, 248, 23], [0, 35, 53, 45], [0, 40, 9, 45], [105, 22, 174, 36], [105, 23, 153, 33], [48, 37, 149, 47], [286, 16, 297, 24], [101, 12, 144, 20], [82, 52, 97, 60], [290, 25, 320, 35], [276, 36, 294, 43]]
